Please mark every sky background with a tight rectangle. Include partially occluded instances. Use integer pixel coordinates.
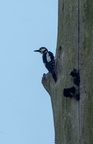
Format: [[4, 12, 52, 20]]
[[0, 0, 58, 144]]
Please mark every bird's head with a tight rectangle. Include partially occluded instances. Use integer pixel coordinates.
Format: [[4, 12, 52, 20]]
[[34, 47, 48, 54]]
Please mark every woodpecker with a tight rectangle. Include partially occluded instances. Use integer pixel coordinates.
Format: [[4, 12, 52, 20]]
[[34, 47, 57, 82]]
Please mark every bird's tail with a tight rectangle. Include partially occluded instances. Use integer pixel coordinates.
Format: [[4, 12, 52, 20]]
[[52, 72, 57, 82]]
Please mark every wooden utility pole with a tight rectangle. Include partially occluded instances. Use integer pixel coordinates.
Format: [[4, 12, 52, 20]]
[[42, 0, 93, 144]]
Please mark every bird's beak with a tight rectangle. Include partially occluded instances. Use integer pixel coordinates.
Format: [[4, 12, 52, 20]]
[[34, 50, 40, 52]]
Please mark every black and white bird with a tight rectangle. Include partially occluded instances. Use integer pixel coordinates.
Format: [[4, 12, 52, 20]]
[[34, 47, 57, 82]]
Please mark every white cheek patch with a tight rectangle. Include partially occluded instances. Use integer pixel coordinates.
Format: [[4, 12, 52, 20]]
[[46, 52, 51, 62], [41, 49, 44, 52], [40, 49, 45, 53]]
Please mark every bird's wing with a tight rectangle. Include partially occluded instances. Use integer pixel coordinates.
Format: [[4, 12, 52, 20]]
[[46, 52, 55, 73], [42, 51, 55, 73], [48, 51, 54, 61]]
